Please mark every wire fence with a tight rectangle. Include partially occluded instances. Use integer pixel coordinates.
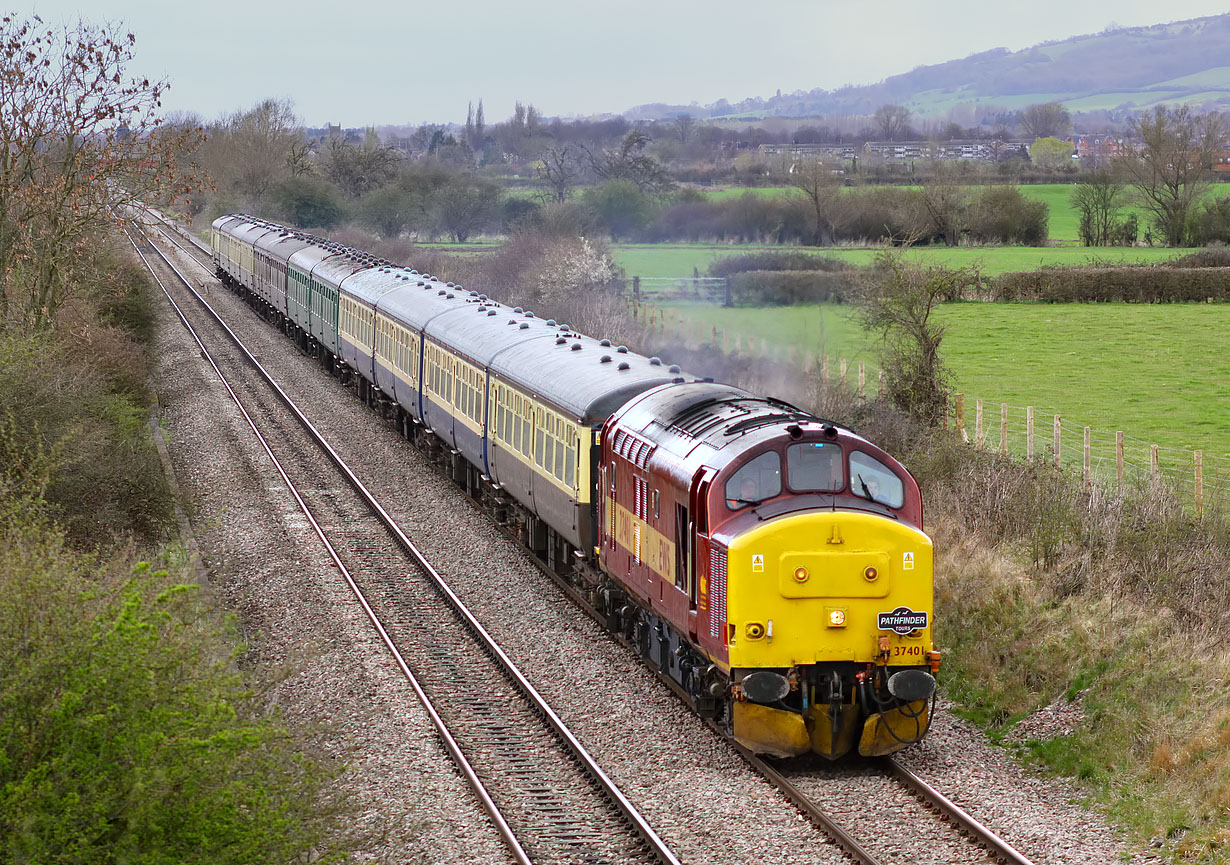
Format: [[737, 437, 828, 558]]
[[637, 303, 1229, 518]]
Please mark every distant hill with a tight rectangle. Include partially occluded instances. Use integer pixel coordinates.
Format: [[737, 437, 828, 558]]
[[626, 15, 1230, 122]]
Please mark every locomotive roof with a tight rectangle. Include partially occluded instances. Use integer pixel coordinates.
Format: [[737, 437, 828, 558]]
[[608, 381, 885, 482]]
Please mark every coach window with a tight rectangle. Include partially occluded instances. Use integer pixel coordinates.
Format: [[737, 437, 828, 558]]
[[849, 451, 905, 508], [787, 442, 844, 493], [725, 451, 781, 509]]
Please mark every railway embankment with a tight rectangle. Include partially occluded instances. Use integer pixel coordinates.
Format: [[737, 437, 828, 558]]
[[0, 239, 361, 862]]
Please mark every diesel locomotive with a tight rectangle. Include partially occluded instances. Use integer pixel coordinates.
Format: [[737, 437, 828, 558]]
[[209, 213, 940, 759]]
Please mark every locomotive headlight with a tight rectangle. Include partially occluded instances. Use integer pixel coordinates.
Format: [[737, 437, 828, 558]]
[[793, 566, 809, 583], [827, 608, 847, 627]]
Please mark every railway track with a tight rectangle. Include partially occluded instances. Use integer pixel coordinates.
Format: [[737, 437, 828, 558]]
[[127, 222, 681, 865], [141, 214, 1041, 865]]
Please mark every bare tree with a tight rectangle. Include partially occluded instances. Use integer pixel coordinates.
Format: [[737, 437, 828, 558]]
[[785, 157, 843, 246], [1115, 105, 1224, 247], [673, 113, 695, 144], [536, 145, 581, 203], [432, 176, 501, 242], [1071, 169, 1127, 246], [221, 99, 300, 205], [321, 133, 400, 198], [286, 141, 314, 176], [919, 162, 968, 246], [0, 14, 203, 326], [586, 130, 672, 193], [1018, 102, 1071, 139], [852, 253, 977, 425], [874, 104, 911, 140]]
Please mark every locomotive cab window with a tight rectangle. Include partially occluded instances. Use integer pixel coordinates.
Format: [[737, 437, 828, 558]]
[[787, 442, 844, 493], [849, 451, 905, 509], [725, 451, 782, 509]]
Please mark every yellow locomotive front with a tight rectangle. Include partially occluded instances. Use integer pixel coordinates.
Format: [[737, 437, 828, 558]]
[[710, 435, 939, 759]]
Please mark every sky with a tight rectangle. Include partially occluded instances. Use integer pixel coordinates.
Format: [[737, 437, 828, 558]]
[[23, 0, 1230, 128]]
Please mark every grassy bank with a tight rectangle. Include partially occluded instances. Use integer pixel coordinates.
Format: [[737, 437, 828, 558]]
[[0, 236, 359, 862]]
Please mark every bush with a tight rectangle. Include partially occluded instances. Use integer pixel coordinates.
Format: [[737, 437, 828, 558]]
[[727, 269, 855, 305], [966, 186, 1048, 245], [992, 266, 1230, 302], [1170, 246, 1230, 268], [272, 176, 346, 229], [0, 502, 352, 863], [709, 250, 849, 279], [1188, 195, 1230, 247]]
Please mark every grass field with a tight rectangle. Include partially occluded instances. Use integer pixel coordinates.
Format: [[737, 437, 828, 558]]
[[612, 243, 1194, 280], [658, 301, 1230, 458]]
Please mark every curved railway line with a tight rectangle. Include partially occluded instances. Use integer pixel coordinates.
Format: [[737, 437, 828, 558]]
[[128, 220, 681, 865], [138, 212, 1039, 865]]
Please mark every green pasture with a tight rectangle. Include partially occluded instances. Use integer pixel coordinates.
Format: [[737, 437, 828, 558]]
[[612, 242, 1194, 281], [657, 301, 1230, 458]]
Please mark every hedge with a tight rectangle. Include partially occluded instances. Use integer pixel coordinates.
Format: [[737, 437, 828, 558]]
[[727, 269, 855, 305], [710, 251, 848, 280], [992, 266, 1230, 302]]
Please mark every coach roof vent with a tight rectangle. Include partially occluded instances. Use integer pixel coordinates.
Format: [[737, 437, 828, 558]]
[[600, 355, 612, 363], [519, 322, 529, 329], [669, 365, 681, 373], [556, 337, 567, 345], [487, 310, 497, 316], [649, 357, 662, 366], [618, 362, 630, 370], [673, 377, 685, 383], [616, 345, 628, 353], [599, 338, 612, 347], [546, 319, 556, 326], [514, 307, 523, 313], [571, 343, 582, 351], [525, 311, 535, 318]]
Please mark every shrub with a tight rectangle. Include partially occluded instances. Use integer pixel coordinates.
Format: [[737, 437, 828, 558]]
[[709, 250, 848, 279], [272, 176, 346, 229], [726, 269, 855, 305], [1188, 195, 1230, 247], [966, 186, 1049, 245], [992, 266, 1230, 302], [1170, 246, 1230, 268]]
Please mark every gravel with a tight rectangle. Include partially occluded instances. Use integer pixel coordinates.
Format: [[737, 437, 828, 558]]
[[152, 231, 1160, 865]]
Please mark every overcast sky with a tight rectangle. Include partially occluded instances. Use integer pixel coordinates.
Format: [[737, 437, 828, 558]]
[[24, 1, 1230, 127]]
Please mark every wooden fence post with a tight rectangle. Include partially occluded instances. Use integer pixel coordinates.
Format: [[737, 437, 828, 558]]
[[1053, 414, 1061, 470], [1083, 427, 1091, 483], [858, 362, 865, 399], [1150, 444, 1159, 484], [878, 370, 885, 396], [822, 355, 830, 380], [1026, 406, 1035, 462], [1116, 431, 1124, 495], [1000, 403, 1008, 456], [975, 399, 984, 449], [955, 394, 966, 441], [1195, 450, 1204, 520], [839, 358, 848, 384]]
